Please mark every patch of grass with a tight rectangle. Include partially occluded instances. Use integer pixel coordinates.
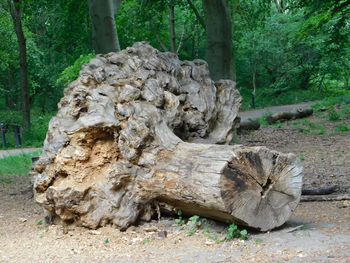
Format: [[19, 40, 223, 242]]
[[291, 119, 326, 134], [334, 123, 350, 132], [327, 108, 340, 122], [339, 105, 350, 119], [257, 111, 272, 128], [0, 151, 42, 182], [299, 153, 305, 162]]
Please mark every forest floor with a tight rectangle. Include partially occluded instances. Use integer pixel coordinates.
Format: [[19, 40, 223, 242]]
[[1, 111, 350, 263]]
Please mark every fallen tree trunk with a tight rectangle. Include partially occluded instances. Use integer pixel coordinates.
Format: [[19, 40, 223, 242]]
[[146, 143, 302, 231], [31, 42, 303, 232], [237, 118, 260, 133], [301, 194, 350, 202], [267, 108, 313, 124], [302, 186, 338, 196]]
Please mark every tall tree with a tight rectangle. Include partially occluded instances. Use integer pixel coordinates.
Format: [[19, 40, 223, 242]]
[[88, 0, 121, 54], [7, 0, 30, 128], [202, 0, 234, 81]]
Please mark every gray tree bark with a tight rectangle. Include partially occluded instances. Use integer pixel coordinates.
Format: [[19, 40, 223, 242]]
[[8, 0, 30, 128], [202, 0, 234, 81], [88, 0, 121, 54]]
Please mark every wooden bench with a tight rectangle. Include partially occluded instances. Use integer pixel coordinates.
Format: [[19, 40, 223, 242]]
[[0, 123, 22, 148]]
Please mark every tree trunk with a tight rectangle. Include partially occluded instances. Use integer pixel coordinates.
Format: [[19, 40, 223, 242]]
[[88, 0, 121, 54], [32, 43, 302, 232], [8, 0, 30, 128], [202, 0, 234, 81], [267, 108, 313, 124], [168, 3, 176, 53]]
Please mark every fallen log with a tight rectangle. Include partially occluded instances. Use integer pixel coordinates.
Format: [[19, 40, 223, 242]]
[[301, 194, 350, 202], [31, 42, 303, 232], [237, 118, 260, 134], [267, 108, 313, 124], [302, 186, 338, 196]]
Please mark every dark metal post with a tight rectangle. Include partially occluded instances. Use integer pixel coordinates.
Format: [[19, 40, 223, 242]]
[[0, 123, 7, 148], [13, 125, 22, 147]]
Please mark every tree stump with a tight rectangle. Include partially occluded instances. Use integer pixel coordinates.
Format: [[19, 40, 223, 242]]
[[31, 42, 303, 231]]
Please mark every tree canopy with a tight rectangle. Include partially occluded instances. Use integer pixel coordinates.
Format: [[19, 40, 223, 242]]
[[0, 0, 349, 132]]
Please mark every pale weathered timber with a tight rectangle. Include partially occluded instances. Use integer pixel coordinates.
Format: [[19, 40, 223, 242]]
[[31, 42, 302, 232], [267, 108, 313, 124]]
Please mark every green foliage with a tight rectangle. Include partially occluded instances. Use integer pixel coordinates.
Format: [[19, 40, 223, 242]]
[[56, 54, 95, 88], [299, 153, 305, 162], [327, 108, 340, 122], [225, 224, 248, 241], [175, 209, 185, 225], [0, 109, 54, 148], [36, 220, 44, 225], [334, 123, 350, 132], [0, 151, 42, 183], [187, 215, 207, 236], [291, 119, 326, 134]]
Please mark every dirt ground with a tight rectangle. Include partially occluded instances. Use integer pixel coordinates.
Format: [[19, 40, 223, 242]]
[[1, 114, 350, 263]]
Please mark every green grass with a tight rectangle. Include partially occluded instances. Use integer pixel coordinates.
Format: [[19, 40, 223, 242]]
[[334, 123, 350, 133], [0, 151, 42, 182]]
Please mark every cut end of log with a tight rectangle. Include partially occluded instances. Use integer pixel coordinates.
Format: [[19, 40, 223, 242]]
[[220, 147, 303, 231]]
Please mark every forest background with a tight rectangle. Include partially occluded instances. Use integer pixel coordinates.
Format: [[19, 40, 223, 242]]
[[0, 0, 349, 147]]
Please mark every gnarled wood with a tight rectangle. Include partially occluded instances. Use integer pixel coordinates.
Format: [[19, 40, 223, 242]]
[[31, 42, 302, 232]]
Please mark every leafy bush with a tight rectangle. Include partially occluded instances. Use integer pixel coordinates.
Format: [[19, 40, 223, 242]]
[[56, 53, 95, 88]]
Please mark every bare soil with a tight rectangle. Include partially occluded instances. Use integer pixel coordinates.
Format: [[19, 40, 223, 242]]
[[1, 114, 350, 263]]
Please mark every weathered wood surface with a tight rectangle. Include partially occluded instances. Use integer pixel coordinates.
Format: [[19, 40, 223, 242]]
[[267, 108, 313, 124], [31, 42, 303, 232]]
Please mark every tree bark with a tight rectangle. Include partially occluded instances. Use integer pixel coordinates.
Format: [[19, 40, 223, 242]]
[[202, 0, 234, 81], [168, 3, 176, 53], [8, 0, 30, 128], [88, 0, 121, 54]]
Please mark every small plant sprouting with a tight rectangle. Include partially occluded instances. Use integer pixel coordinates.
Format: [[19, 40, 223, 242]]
[[175, 209, 185, 225], [143, 239, 151, 244], [103, 239, 109, 244], [187, 215, 205, 236], [299, 153, 305, 162], [225, 224, 248, 241], [36, 220, 44, 225]]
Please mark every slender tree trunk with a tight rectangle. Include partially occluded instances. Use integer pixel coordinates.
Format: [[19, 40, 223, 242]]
[[168, 3, 176, 53], [186, 0, 205, 29], [8, 0, 30, 128], [202, 0, 234, 81], [252, 67, 256, 108], [88, 0, 121, 54]]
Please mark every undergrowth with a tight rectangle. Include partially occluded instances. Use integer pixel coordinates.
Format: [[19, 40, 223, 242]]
[[0, 150, 42, 183]]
